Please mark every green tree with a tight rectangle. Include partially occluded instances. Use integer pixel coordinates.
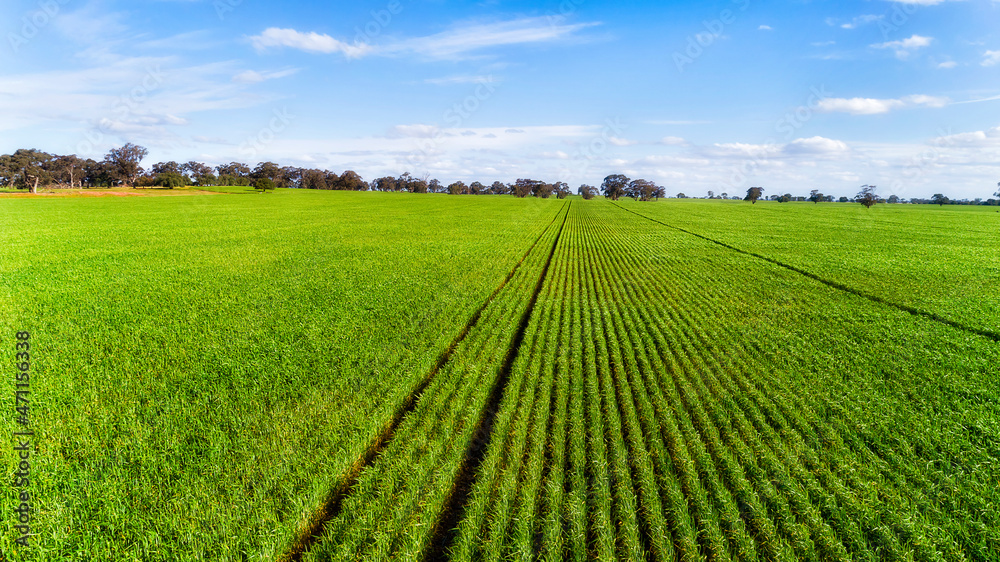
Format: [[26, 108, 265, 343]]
[[253, 177, 276, 193], [601, 174, 629, 200], [856, 185, 878, 209], [105, 143, 148, 187], [490, 181, 510, 195], [744, 186, 764, 204], [931, 193, 949, 206], [513, 178, 538, 198]]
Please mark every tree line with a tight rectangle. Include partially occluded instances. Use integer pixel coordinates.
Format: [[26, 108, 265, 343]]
[[742, 185, 1000, 207], [5, 144, 994, 205], [0, 144, 671, 201]]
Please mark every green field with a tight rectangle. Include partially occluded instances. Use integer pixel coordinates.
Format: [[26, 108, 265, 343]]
[[2, 192, 998, 561]]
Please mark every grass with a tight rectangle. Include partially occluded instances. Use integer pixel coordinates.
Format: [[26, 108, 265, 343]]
[[0, 190, 563, 560], [3, 193, 997, 560]]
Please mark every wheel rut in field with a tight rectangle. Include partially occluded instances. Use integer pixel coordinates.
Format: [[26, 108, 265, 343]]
[[611, 202, 1000, 344], [280, 204, 568, 562], [424, 202, 571, 561]]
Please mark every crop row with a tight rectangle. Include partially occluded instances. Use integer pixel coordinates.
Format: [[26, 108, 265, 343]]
[[291, 198, 998, 561], [437, 201, 998, 561], [299, 203, 571, 561]]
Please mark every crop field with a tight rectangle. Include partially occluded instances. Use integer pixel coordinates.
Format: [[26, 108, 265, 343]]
[[2, 192, 998, 561]]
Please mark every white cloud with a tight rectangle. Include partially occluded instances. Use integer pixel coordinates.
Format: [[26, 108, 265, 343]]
[[386, 124, 441, 139], [758, 25, 773, 31], [871, 34, 933, 59], [608, 136, 637, 146], [840, 14, 883, 29], [982, 50, 1000, 67], [932, 126, 1000, 147], [394, 18, 597, 60], [937, 60, 957, 69], [784, 136, 850, 156], [249, 28, 373, 58], [646, 120, 712, 125], [660, 136, 687, 146], [249, 18, 596, 61], [816, 94, 949, 115], [232, 68, 299, 84], [902, 94, 949, 108]]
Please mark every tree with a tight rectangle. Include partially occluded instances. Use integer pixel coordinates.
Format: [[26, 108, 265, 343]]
[[839, 196, 850, 203], [856, 185, 878, 209], [251, 162, 283, 186], [744, 186, 764, 204], [627, 179, 659, 201], [406, 175, 429, 193], [777, 193, 793, 203], [532, 182, 554, 199], [105, 143, 148, 187], [931, 193, 949, 206], [303, 169, 332, 190], [336, 170, 368, 191], [50, 154, 85, 188], [216, 162, 251, 186], [182, 161, 215, 186], [469, 181, 486, 195], [601, 174, 630, 200], [372, 176, 396, 192], [154, 171, 190, 189], [12, 149, 55, 193], [995, 182, 999, 199], [490, 181, 510, 195], [253, 177, 276, 193], [676, 193, 687, 199], [887, 194, 900, 204], [447, 181, 469, 195], [554, 182, 571, 199], [513, 178, 538, 198], [578, 184, 597, 200], [809, 189, 824, 203]]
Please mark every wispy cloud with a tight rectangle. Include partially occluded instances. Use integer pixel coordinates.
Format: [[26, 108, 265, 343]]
[[249, 18, 598, 61], [817, 94, 949, 115], [249, 28, 373, 58], [982, 50, 1000, 67], [232, 68, 299, 84], [871, 34, 933, 59], [758, 25, 773, 31], [840, 14, 882, 29]]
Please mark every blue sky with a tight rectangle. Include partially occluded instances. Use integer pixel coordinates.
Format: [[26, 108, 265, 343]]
[[1, 0, 998, 199]]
